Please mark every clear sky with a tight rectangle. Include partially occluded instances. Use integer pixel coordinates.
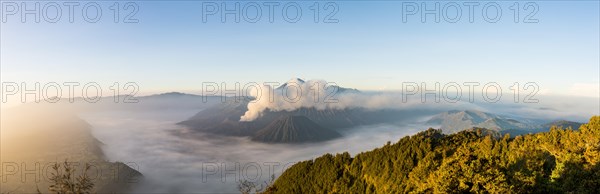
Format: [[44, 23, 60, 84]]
[[1, 1, 599, 98]]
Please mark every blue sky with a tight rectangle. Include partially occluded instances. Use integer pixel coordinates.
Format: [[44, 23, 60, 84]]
[[1, 1, 599, 97]]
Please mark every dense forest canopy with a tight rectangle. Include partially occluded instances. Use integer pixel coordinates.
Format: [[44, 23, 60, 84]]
[[263, 116, 600, 193]]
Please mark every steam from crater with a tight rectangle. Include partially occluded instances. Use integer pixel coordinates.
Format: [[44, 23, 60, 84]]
[[240, 78, 334, 121], [239, 78, 472, 122]]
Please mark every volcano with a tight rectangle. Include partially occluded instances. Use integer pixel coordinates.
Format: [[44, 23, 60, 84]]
[[252, 116, 341, 143], [177, 78, 432, 143]]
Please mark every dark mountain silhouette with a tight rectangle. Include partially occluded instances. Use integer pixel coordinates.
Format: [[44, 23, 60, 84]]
[[252, 116, 341, 143]]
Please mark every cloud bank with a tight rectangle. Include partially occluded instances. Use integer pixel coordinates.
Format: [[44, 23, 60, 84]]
[[240, 78, 476, 122]]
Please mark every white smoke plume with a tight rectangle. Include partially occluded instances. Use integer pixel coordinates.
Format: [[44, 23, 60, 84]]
[[239, 78, 474, 121], [240, 78, 334, 121]]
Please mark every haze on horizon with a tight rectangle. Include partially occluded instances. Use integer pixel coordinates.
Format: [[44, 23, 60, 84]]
[[1, 1, 599, 100], [1, 1, 599, 193]]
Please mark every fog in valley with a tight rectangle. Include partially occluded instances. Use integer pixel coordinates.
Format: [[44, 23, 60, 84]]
[[2, 90, 597, 193], [78, 92, 597, 192], [81, 109, 426, 193]]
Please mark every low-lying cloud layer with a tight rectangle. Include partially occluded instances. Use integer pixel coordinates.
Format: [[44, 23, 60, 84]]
[[74, 90, 597, 192], [82, 110, 425, 193], [4, 83, 597, 193]]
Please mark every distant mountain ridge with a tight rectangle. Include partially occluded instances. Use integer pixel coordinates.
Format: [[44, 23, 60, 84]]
[[427, 110, 582, 136], [542, 120, 583, 130], [427, 110, 535, 133], [276, 78, 360, 93]]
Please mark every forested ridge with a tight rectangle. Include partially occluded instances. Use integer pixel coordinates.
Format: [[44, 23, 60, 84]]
[[263, 116, 600, 193]]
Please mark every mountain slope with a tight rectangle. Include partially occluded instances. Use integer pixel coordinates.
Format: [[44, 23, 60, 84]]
[[542, 120, 583, 130], [0, 106, 142, 193], [427, 110, 584, 137], [427, 110, 535, 133], [177, 78, 425, 143], [275, 78, 359, 94], [156, 86, 362, 138], [177, 98, 368, 137], [252, 116, 341, 143], [177, 97, 431, 142], [264, 116, 600, 193]]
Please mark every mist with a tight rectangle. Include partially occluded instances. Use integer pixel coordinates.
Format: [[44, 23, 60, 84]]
[[240, 79, 481, 122], [240, 79, 598, 123], [0, 86, 569, 193], [80, 109, 425, 193], [74, 92, 597, 192]]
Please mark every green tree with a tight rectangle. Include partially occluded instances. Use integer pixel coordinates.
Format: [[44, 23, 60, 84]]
[[262, 116, 600, 194]]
